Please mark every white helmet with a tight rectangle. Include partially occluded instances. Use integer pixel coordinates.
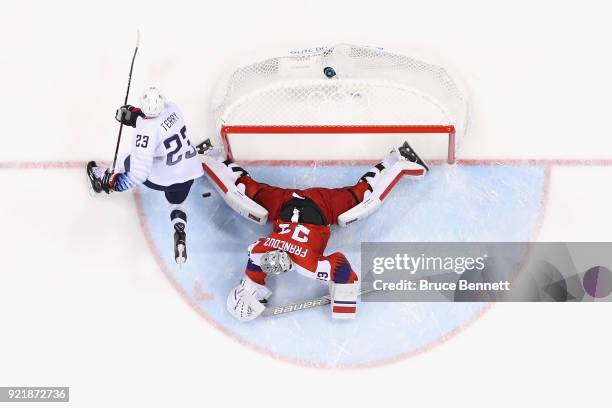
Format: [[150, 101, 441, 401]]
[[140, 86, 166, 117]]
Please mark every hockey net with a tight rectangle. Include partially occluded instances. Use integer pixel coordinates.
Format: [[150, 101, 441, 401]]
[[211, 44, 468, 165]]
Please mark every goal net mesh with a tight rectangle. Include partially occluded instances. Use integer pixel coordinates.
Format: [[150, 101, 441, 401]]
[[211, 44, 469, 164]]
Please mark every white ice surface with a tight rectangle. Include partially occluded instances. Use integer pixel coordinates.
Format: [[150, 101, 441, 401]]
[[2, 0, 612, 407]]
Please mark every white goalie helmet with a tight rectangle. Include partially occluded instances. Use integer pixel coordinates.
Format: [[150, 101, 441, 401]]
[[260, 250, 292, 276], [140, 86, 166, 118]]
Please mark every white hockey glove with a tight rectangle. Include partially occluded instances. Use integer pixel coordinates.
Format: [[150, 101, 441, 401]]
[[226, 278, 272, 322]]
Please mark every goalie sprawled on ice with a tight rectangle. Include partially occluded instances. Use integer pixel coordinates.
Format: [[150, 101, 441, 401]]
[[200, 141, 428, 321]]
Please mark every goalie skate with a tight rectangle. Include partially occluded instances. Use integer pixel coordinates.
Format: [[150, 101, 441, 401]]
[[398, 141, 430, 172]]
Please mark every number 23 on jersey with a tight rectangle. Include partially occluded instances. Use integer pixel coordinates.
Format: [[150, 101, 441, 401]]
[[164, 125, 197, 166]]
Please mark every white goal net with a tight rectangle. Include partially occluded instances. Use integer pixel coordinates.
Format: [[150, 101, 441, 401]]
[[211, 44, 469, 164]]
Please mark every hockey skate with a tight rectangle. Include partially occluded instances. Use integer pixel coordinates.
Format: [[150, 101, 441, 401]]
[[398, 141, 429, 172], [174, 222, 187, 265], [86, 161, 109, 196]]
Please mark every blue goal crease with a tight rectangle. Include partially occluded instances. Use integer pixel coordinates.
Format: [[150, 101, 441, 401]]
[[138, 164, 546, 366]]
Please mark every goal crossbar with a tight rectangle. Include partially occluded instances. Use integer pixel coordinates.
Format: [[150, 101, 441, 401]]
[[221, 124, 456, 164]]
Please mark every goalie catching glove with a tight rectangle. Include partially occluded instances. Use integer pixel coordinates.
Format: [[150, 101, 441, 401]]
[[227, 278, 272, 322]]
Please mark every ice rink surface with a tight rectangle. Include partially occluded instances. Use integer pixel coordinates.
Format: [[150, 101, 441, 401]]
[[2, 0, 612, 407], [140, 164, 545, 366]]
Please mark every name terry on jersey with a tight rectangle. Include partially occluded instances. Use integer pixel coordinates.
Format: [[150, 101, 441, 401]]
[[264, 237, 308, 258], [160, 112, 179, 131]]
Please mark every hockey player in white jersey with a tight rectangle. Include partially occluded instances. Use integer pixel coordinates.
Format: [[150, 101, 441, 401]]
[[87, 86, 203, 264]]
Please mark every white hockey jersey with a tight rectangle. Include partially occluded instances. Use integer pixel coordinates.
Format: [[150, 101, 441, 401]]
[[116, 102, 203, 190]]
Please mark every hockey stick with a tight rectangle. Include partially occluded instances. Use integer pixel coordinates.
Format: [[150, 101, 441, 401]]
[[110, 30, 140, 172], [261, 286, 377, 317]]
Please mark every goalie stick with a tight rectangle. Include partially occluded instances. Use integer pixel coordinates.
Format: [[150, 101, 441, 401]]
[[261, 286, 377, 317]]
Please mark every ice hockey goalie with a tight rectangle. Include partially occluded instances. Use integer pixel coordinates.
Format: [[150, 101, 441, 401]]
[[200, 141, 429, 321]]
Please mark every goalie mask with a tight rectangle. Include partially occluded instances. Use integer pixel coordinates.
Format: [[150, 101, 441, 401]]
[[260, 250, 292, 276]]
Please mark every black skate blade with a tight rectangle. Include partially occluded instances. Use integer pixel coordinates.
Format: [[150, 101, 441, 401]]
[[398, 142, 429, 172]]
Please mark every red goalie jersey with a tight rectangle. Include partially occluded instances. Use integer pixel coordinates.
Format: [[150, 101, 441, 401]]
[[245, 219, 358, 286]]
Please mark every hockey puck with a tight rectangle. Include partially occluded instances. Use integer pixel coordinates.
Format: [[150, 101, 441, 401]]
[[202, 192, 212, 198], [323, 66, 336, 78]]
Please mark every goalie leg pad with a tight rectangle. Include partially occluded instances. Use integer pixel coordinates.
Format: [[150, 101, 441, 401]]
[[201, 153, 268, 225], [330, 282, 359, 320], [338, 159, 426, 226]]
